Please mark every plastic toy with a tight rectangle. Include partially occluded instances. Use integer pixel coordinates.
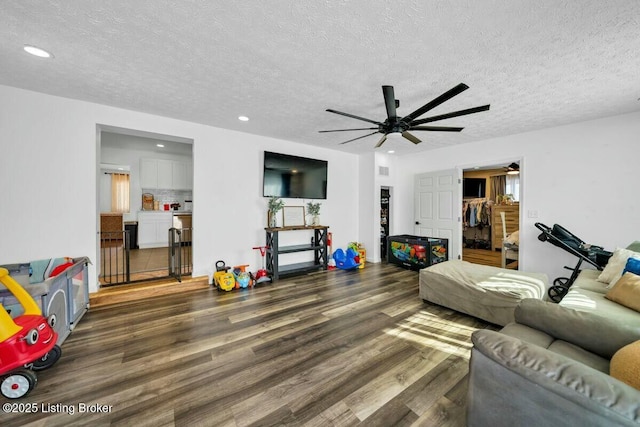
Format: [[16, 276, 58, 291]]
[[233, 265, 252, 289], [213, 260, 235, 291], [0, 268, 61, 399], [333, 248, 360, 270], [252, 246, 272, 284]]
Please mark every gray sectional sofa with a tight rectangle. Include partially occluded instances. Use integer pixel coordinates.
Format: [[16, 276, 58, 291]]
[[467, 268, 640, 426]]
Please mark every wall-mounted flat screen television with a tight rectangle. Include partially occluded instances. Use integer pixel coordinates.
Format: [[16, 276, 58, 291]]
[[463, 178, 486, 198], [263, 151, 328, 199]]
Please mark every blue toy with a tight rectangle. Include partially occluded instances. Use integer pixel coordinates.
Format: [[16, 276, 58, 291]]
[[233, 265, 252, 289], [333, 248, 360, 270]]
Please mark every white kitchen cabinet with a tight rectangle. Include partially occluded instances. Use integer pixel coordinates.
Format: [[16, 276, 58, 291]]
[[172, 161, 188, 190], [186, 161, 193, 190], [140, 158, 192, 190], [138, 211, 173, 248], [140, 158, 159, 188], [157, 159, 173, 189]]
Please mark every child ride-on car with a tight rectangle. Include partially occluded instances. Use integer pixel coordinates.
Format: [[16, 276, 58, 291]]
[[0, 267, 61, 399]]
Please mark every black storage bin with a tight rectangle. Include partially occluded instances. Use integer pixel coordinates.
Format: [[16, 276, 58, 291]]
[[387, 235, 448, 270]]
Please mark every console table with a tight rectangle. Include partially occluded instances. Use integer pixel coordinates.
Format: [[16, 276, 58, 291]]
[[265, 226, 329, 281]]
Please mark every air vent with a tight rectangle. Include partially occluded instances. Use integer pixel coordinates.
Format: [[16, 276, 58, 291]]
[[379, 166, 390, 176]]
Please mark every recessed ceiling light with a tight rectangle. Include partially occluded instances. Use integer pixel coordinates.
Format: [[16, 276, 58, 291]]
[[238, 116, 249, 122], [387, 150, 395, 154], [24, 45, 53, 58], [156, 144, 165, 148]]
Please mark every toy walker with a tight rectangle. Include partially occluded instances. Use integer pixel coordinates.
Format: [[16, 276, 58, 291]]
[[0, 268, 61, 399], [252, 246, 272, 284], [213, 260, 236, 291]]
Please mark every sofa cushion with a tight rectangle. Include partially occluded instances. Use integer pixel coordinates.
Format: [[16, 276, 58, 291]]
[[610, 340, 640, 390], [500, 323, 609, 372], [515, 299, 640, 359], [605, 272, 640, 313], [500, 323, 553, 348], [626, 241, 640, 253], [547, 340, 609, 373], [572, 269, 607, 294], [597, 247, 640, 287]]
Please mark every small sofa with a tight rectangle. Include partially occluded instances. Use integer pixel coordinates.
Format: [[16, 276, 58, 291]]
[[419, 260, 549, 326], [467, 267, 640, 426]]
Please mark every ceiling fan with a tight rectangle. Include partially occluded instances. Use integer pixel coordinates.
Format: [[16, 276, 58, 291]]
[[320, 83, 489, 148], [506, 162, 520, 175]]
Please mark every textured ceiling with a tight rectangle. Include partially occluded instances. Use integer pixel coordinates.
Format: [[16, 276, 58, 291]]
[[1, 1, 639, 155]]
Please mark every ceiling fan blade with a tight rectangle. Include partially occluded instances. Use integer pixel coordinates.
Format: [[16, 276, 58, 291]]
[[326, 109, 382, 125], [382, 86, 397, 120], [339, 131, 380, 145], [410, 104, 490, 125], [319, 127, 378, 133], [410, 125, 464, 132], [401, 131, 421, 144], [375, 135, 387, 148], [402, 83, 469, 123]]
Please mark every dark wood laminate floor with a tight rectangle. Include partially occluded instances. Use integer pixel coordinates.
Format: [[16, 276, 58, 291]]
[[3, 263, 496, 427]]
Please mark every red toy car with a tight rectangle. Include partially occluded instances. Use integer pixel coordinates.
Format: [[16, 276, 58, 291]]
[[0, 267, 61, 399]]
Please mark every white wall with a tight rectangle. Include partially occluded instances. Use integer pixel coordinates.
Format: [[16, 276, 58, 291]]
[[357, 153, 376, 261], [0, 85, 360, 292], [390, 111, 640, 282]]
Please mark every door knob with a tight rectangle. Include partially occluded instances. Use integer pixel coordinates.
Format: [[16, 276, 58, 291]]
[[415, 221, 420, 225]]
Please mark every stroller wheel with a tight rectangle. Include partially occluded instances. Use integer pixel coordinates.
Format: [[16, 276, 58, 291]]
[[548, 284, 569, 303], [1, 369, 37, 399], [553, 277, 569, 287], [31, 345, 62, 371]]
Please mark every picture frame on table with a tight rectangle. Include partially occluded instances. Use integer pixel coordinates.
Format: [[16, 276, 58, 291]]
[[282, 206, 306, 227]]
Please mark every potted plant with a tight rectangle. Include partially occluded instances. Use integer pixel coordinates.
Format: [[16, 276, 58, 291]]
[[267, 196, 284, 228], [306, 201, 321, 226]]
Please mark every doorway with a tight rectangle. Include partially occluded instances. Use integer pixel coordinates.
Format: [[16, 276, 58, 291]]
[[96, 126, 194, 286], [380, 187, 390, 261], [461, 162, 520, 269]]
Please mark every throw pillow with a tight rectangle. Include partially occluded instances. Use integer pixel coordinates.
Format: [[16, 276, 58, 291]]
[[597, 247, 640, 287], [623, 257, 640, 276], [605, 272, 640, 313], [610, 340, 640, 390]]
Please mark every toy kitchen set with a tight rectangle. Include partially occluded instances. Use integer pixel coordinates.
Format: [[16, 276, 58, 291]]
[[137, 192, 192, 249]]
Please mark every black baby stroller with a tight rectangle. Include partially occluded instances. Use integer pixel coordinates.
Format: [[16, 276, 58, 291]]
[[535, 222, 612, 302]]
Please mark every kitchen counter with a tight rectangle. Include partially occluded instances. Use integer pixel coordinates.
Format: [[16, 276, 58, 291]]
[[138, 211, 173, 249]]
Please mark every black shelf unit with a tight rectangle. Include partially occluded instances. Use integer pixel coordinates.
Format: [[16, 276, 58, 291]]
[[265, 226, 329, 281]]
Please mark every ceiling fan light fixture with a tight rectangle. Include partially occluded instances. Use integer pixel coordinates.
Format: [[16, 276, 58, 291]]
[[507, 162, 520, 175]]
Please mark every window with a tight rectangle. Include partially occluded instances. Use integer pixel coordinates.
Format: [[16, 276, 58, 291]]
[[111, 173, 130, 213], [505, 174, 520, 202]]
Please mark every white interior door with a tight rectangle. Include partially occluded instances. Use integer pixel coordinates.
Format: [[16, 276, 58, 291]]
[[414, 169, 462, 261]]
